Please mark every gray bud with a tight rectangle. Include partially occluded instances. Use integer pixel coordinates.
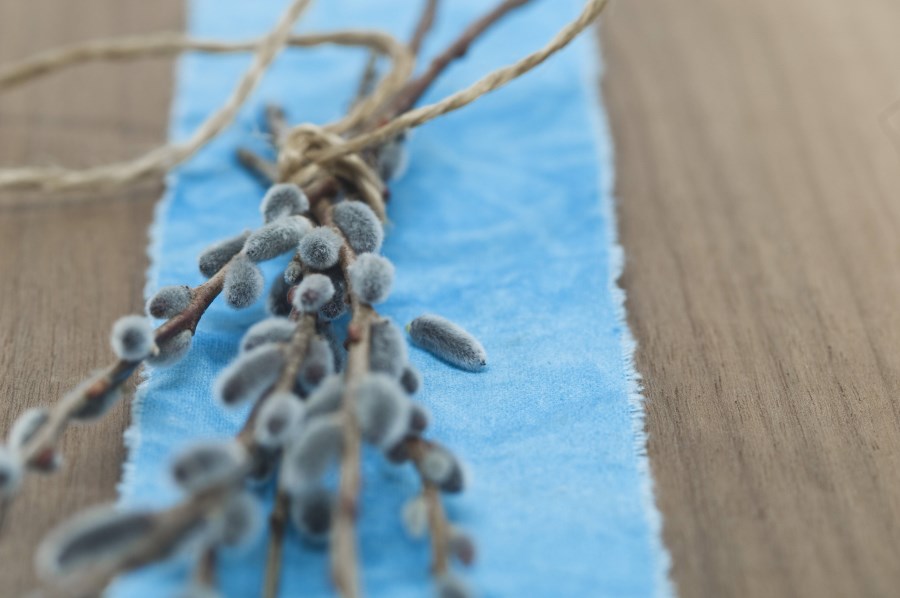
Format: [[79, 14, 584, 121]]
[[355, 374, 410, 449], [198, 231, 250, 278], [436, 573, 473, 598], [147, 285, 192, 319], [408, 314, 487, 372], [304, 375, 344, 420], [267, 274, 293, 317], [224, 255, 264, 309], [298, 227, 342, 270], [421, 446, 466, 494], [289, 487, 333, 545], [214, 344, 285, 407], [244, 218, 311, 263], [297, 337, 334, 394], [254, 392, 304, 449], [333, 201, 383, 254], [281, 417, 342, 495], [400, 365, 421, 395], [213, 491, 263, 549], [36, 505, 157, 580], [284, 259, 304, 285], [146, 330, 193, 367], [317, 273, 347, 321], [170, 440, 246, 493], [261, 183, 309, 223], [401, 495, 428, 539], [348, 254, 394, 304], [293, 274, 335, 313], [241, 317, 296, 353], [369, 319, 407, 378], [110, 315, 155, 361]]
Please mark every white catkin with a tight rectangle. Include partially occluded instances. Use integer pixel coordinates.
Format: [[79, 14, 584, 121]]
[[170, 440, 246, 493], [407, 314, 487, 371], [355, 374, 411, 449], [332, 200, 383, 254], [8, 407, 49, 451], [214, 344, 285, 407], [110, 315, 155, 361], [401, 495, 428, 539], [422, 447, 466, 494], [35, 506, 157, 580], [293, 273, 335, 313], [281, 416, 343, 496], [348, 253, 394, 304], [289, 487, 333, 545], [369, 319, 407, 378], [304, 375, 344, 420], [224, 254, 265, 309], [297, 227, 342, 270], [146, 285, 192, 319], [261, 183, 309, 223], [0, 446, 23, 498], [243, 217, 311, 263], [198, 231, 250, 278], [254, 392, 305, 449], [297, 336, 334, 394], [284, 260, 304, 285], [240, 317, 296, 353], [146, 330, 193, 367]]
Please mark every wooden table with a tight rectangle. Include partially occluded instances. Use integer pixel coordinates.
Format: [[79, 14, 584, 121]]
[[3, 0, 900, 596]]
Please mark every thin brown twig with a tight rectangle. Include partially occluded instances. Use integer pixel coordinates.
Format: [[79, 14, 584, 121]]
[[408, 0, 440, 57]]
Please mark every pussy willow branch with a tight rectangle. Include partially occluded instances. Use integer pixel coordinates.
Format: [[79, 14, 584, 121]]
[[32, 314, 317, 598], [407, 437, 452, 575], [16, 265, 228, 472], [408, 0, 439, 57]]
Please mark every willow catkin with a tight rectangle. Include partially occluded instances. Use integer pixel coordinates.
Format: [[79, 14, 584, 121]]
[[109, 315, 155, 361], [147, 285, 192, 319], [348, 253, 395, 304], [214, 344, 285, 406], [407, 314, 487, 371], [298, 227, 343, 270], [170, 440, 247, 493], [260, 183, 309, 223], [332, 200, 383, 254], [198, 231, 250, 278], [146, 330, 193, 367], [240, 317, 296, 353]]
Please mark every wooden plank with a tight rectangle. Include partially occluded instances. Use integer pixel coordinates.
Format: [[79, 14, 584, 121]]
[[602, 0, 900, 596], [0, 0, 181, 593]]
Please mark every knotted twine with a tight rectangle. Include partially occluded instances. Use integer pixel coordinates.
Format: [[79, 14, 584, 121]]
[[0, 0, 609, 201]]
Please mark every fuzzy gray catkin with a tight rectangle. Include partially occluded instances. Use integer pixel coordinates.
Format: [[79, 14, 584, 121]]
[[447, 527, 476, 566], [260, 183, 309, 223], [369, 319, 407, 378], [317, 273, 347, 321], [170, 441, 246, 493], [198, 231, 250, 278], [332, 200, 383, 254], [436, 573, 473, 598], [8, 407, 49, 450], [35, 506, 158, 579], [214, 344, 285, 407], [400, 365, 422, 395], [298, 227, 342, 270], [348, 253, 395, 304], [244, 217, 311, 263], [254, 392, 304, 449], [176, 584, 223, 598], [421, 446, 466, 494], [240, 317, 296, 353], [409, 402, 430, 434], [0, 446, 23, 498], [407, 314, 487, 371], [212, 491, 263, 549], [401, 495, 428, 539], [293, 273, 335, 313], [68, 379, 122, 421], [146, 330, 193, 367], [355, 374, 411, 449], [289, 487, 333, 545], [224, 254, 265, 309], [281, 416, 343, 495], [267, 274, 293, 317], [283, 259, 304, 285], [304, 375, 344, 420], [110, 315, 156, 362], [147, 285, 192, 319], [297, 337, 334, 393]]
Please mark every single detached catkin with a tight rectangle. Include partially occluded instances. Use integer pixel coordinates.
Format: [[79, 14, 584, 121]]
[[407, 314, 487, 371]]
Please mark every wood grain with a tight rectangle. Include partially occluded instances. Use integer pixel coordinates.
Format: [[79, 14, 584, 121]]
[[0, 0, 181, 593], [602, 0, 900, 596]]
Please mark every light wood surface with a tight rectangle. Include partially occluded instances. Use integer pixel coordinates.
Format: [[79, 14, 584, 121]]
[[602, 0, 900, 596], [3, 0, 900, 596], [0, 1, 180, 593]]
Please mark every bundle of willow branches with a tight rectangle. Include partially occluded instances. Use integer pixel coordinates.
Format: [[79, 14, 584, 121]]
[[0, 0, 609, 596]]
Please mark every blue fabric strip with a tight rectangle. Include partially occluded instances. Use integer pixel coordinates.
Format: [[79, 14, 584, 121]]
[[114, 1, 671, 596]]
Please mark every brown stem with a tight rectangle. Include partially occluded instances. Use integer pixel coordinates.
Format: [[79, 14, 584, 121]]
[[266, 104, 290, 146], [237, 148, 279, 185], [408, 0, 440, 57], [262, 491, 291, 598], [406, 437, 452, 575], [193, 547, 217, 588], [389, 0, 532, 117], [18, 266, 228, 470]]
